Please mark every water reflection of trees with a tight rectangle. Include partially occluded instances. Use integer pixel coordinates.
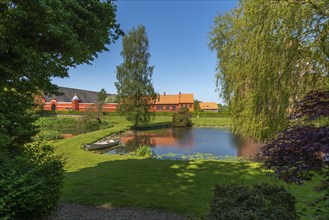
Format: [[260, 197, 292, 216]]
[[172, 127, 194, 147], [115, 135, 156, 154], [230, 133, 263, 158]]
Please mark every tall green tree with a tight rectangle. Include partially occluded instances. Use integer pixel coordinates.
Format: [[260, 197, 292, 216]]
[[0, 1, 122, 218], [105, 95, 118, 103], [97, 88, 107, 123], [194, 99, 201, 113], [115, 25, 158, 129], [209, 0, 329, 141]]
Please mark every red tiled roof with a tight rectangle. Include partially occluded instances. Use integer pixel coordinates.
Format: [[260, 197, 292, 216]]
[[155, 93, 194, 105], [199, 102, 218, 110]]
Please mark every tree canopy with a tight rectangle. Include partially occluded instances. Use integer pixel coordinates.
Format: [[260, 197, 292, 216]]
[[1, 0, 122, 95], [194, 100, 201, 113], [97, 88, 107, 123], [172, 107, 193, 128], [209, 0, 329, 141], [115, 25, 158, 129], [0, 1, 122, 218], [0, 0, 122, 152]]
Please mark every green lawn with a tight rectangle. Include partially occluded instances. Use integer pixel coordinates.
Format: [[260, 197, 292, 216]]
[[53, 115, 324, 219], [101, 115, 231, 128]]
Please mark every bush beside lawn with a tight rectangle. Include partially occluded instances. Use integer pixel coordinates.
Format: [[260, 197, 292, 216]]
[[208, 183, 298, 220]]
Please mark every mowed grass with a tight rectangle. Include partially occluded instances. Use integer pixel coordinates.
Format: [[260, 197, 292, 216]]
[[101, 115, 232, 128], [53, 115, 324, 219]]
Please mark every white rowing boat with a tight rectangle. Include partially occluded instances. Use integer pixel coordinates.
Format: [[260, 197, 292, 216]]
[[84, 139, 120, 150]]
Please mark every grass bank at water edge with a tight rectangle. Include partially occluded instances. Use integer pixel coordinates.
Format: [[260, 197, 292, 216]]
[[53, 121, 325, 219]]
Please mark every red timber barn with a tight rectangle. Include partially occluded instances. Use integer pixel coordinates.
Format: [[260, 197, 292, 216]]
[[39, 87, 194, 113]]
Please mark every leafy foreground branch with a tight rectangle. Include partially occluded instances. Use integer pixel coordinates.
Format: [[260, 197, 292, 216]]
[[0, 0, 122, 218], [0, 142, 64, 219]]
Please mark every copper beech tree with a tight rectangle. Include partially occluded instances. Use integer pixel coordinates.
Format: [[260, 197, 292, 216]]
[[261, 91, 329, 184]]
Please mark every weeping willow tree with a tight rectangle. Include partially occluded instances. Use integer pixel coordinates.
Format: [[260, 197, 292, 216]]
[[209, 0, 329, 141]]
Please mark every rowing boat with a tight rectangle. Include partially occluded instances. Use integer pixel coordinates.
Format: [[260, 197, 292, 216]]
[[84, 139, 120, 150]]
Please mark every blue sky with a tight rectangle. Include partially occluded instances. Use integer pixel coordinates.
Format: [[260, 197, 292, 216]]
[[52, 0, 238, 104]]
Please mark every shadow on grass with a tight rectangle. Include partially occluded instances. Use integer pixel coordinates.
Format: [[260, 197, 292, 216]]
[[61, 158, 270, 218]]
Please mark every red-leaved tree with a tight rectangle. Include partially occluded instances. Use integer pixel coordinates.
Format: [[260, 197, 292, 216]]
[[261, 91, 329, 217], [261, 91, 329, 184]]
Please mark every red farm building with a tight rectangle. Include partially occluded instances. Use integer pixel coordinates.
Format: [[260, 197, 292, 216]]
[[39, 87, 194, 113], [40, 87, 117, 112]]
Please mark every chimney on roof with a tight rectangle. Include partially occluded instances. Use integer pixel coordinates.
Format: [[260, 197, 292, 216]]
[[164, 92, 166, 96]]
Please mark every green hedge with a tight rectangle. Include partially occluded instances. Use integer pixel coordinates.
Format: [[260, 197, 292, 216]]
[[207, 183, 297, 220], [154, 111, 230, 118], [37, 130, 62, 141], [35, 117, 77, 129], [36, 110, 84, 115], [0, 143, 64, 219], [193, 111, 230, 118]]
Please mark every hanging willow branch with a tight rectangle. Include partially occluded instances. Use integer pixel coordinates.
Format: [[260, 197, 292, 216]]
[[209, 0, 329, 141]]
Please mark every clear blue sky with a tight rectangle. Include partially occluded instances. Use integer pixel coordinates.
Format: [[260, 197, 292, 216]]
[[52, 0, 238, 104]]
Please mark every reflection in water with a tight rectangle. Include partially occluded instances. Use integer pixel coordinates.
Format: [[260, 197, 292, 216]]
[[230, 133, 263, 158], [172, 128, 194, 148], [106, 128, 262, 158], [112, 135, 156, 154], [237, 139, 263, 158]]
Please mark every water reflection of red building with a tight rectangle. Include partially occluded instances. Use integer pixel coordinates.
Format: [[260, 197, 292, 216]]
[[120, 130, 194, 149], [120, 136, 176, 146]]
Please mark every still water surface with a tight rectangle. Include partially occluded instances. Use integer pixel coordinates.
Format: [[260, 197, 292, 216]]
[[105, 128, 262, 159]]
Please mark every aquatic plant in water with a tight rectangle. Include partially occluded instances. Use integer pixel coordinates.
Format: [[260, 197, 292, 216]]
[[156, 152, 240, 161], [134, 145, 154, 158]]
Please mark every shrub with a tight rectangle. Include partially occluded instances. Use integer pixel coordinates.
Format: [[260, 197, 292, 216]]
[[172, 107, 192, 127], [207, 183, 297, 220], [37, 130, 62, 141], [261, 91, 329, 184], [192, 111, 230, 118], [0, 142, 64, 219], [134, 145, 153, 158], [36, 110, 84, 115], [35, 117, 77, 130], [77, 108, 100, 133], [154, 111, 175, 117], [34, 117, 80, 140]]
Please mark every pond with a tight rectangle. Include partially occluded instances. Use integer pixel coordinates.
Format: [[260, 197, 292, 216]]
[[104, 128, 262, 160]]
